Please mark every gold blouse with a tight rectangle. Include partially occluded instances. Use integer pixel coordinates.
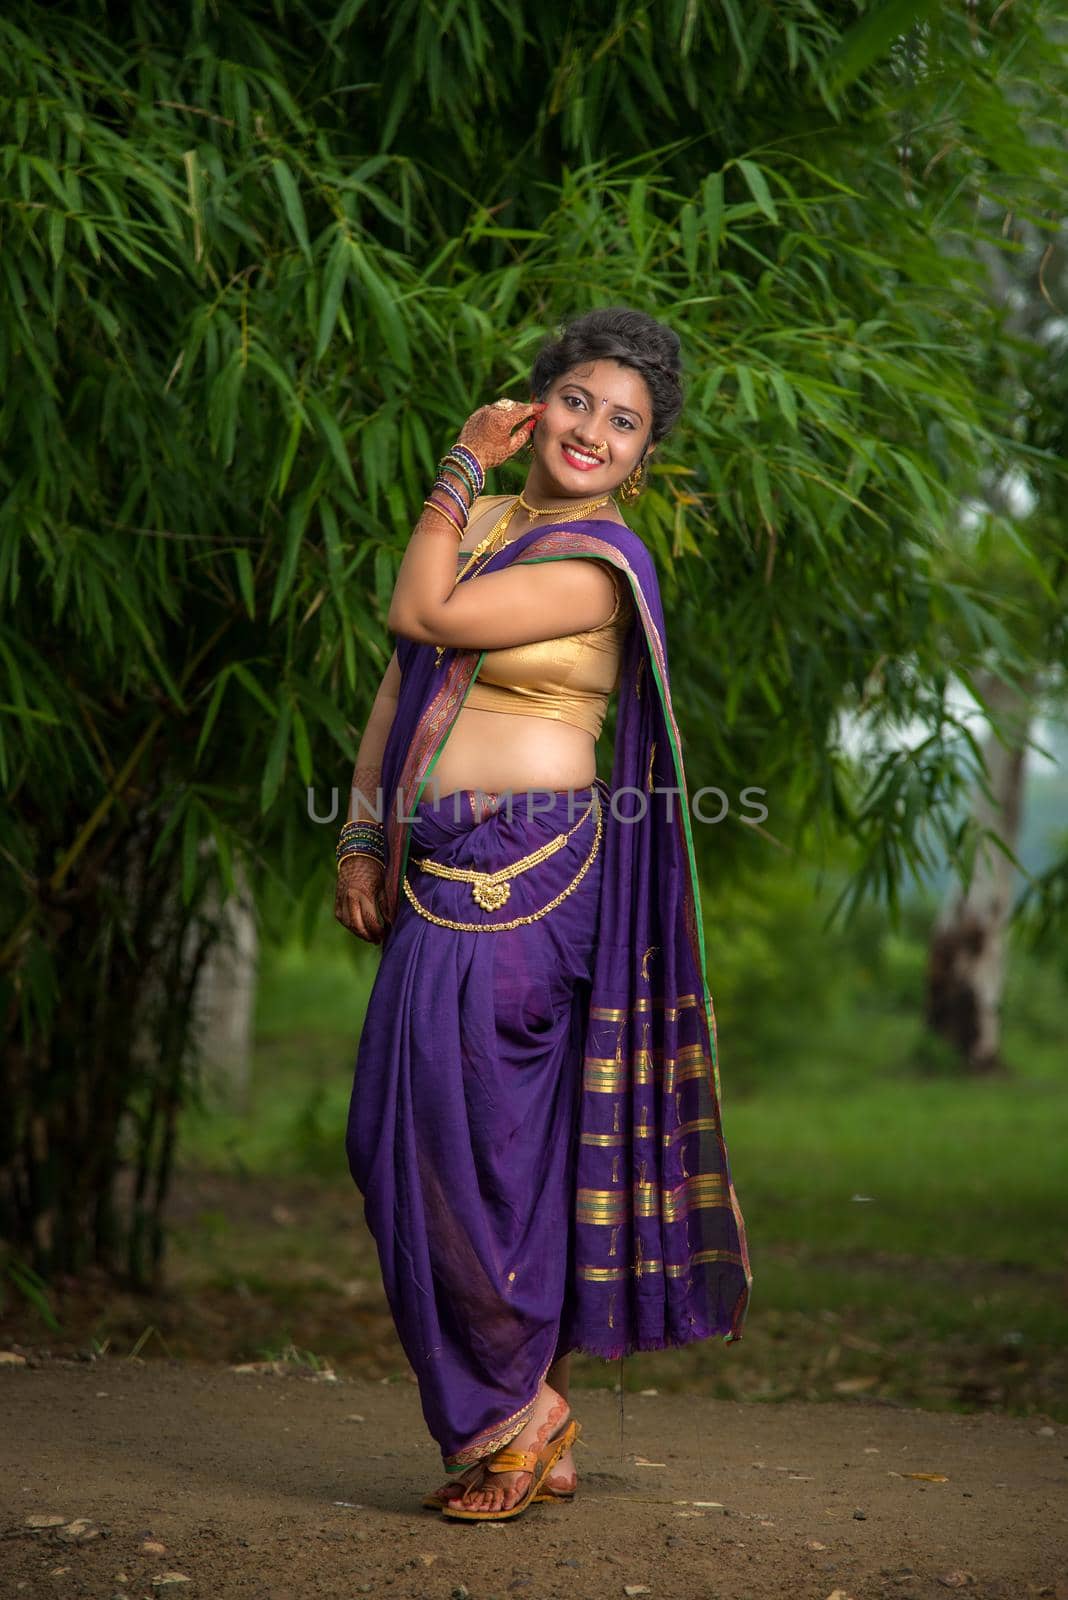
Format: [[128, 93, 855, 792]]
[[458, 553, 632, 740]]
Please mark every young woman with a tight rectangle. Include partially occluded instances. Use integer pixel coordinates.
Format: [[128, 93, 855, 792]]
[[336, 307, 752, 1523]]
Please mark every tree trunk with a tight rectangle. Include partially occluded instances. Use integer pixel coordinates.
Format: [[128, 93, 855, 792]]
[[0, 804, 219, 1288], [924, 670, 1035, 1074], [190, 871, 258, 1112]]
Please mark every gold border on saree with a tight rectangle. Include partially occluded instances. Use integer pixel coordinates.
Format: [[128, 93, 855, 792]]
[[577, 1248, 746, 1282], [402, 787, 603, 931], [576, 1174, 728, 1226]]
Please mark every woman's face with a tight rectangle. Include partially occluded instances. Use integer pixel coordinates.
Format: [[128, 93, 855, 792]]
[[529, 358, 653, 499]]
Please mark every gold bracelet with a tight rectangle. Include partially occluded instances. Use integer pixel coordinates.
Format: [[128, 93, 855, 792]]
[[337, 849, 385, 876], [421, 498, 465, 539]]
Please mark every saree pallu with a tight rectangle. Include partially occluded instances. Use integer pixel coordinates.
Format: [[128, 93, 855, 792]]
[[347, 783, 605, 1467], [349, 516, 753, 1469]]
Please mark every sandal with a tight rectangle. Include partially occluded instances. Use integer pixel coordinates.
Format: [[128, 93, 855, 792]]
[[440, 1417, 580, 1523]]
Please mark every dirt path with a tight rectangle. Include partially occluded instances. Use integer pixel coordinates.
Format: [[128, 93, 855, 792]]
[[1, 1359, 1064, 1600]]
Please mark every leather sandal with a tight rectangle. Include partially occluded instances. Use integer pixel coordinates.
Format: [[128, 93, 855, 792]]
[[440, 1417, 580, 1522]]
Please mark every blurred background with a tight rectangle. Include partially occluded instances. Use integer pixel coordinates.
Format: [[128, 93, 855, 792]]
[[1, 1, 1065, 1422]]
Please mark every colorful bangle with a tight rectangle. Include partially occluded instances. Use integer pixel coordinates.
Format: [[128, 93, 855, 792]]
[[337, 826, 386, 857], [337, 828, 386, 855], [422, 497, 464, 537], [438, 455, 479, 501], [430, 475, 472, 526], [337, 834, 384, 854], [450, 443, 485, 494]]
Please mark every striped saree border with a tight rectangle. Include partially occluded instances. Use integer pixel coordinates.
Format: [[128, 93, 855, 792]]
[[510, 528, 754, 1338], [383, 650, 482, 921]]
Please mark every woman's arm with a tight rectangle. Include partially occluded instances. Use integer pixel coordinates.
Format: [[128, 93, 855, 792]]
[[386, 398, 622, 652], [387, 554, 622, 651], [335, 648, 400, 946], [345, 647, 401, 826]]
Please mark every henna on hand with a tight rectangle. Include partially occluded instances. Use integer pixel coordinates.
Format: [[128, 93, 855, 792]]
[[349, 763, 385, 825], [335, 853, 390, 944], [457, 399, 547, 473]]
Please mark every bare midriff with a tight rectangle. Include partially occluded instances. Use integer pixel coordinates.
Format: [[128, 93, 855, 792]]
[[428, 707, 598, 800]]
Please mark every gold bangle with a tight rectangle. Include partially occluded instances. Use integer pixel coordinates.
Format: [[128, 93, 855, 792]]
[[422, 498, 464, 539], [337, 850, 385, 875]]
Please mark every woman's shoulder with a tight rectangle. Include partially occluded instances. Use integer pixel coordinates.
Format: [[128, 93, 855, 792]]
[[576, 515, 650, 577]]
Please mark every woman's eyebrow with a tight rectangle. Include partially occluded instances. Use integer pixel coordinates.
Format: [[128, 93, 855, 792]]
[[562, 381, 645, 422]]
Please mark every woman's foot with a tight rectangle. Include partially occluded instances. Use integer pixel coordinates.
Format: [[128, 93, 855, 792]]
[[453, 1381, 571, 1514], [427, 1440, 577, 1508], [427, 1462, 484, 1509], [545, 1440, 577, 1496]]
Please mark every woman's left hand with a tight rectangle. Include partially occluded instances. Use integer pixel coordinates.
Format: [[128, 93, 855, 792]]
[[457, 398, 547, 472]]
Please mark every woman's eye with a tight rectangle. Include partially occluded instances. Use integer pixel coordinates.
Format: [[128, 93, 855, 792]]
[[613, 416, 635, 430], [563, 393, 585, 409]]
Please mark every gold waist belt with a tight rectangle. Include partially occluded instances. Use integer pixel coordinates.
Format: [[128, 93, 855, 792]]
[[403, 786, 603, 932]]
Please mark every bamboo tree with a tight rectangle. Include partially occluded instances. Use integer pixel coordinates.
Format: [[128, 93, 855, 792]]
[[0, 1, 1065, 1279]]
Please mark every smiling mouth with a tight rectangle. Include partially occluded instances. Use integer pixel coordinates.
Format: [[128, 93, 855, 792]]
[[560, 443, 605, 469]]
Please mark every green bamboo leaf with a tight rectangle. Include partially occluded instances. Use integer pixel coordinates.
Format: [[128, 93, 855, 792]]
[[276, 408, 304, 498], [679, 201, 698, 277], [232, 664, 277, 717], [627, 178, 648, 253], [768, 370, 798, 431], [47, 212, 65, 271], [207, 353, 243, 466], [307, 395, 356, 493], [261, 702, 292, 813], [233, 548, 255, 618], [195, 667, 232, 764], [320, 499, 344, 583], [316, 231, 349, 360], [26, 154, 73, 207], [349, 243, 410, 370], [270, 491, 316, 622], [735, 159, 779, 225], [750, 455, 775, 529], [272, 158, 312, 261], [702, 171, 724, 266], [291, 701, 312, 785], [210, 817, 235, 900], [735, 365, 759, 421]]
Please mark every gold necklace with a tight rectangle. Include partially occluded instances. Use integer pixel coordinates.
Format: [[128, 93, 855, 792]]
[[454, 497, 523, 588], [460, 489, 615, 583], [517, 489, 613, 520]]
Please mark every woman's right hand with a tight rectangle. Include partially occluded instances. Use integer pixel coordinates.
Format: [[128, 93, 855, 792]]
[[457, 398, 546, 472], [335, 854, 391, 945]]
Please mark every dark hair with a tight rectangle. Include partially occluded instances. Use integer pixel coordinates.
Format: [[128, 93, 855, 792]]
[[529, 306, 684, 449]]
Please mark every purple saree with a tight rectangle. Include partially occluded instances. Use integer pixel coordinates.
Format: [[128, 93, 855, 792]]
[[346, 519, 752, 1470]]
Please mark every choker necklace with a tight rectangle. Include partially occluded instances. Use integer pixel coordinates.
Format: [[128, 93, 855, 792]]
[[517, 489, 613, 521]]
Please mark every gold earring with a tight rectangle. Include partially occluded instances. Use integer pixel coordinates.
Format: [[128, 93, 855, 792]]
[[619, 461, 645, 503]]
